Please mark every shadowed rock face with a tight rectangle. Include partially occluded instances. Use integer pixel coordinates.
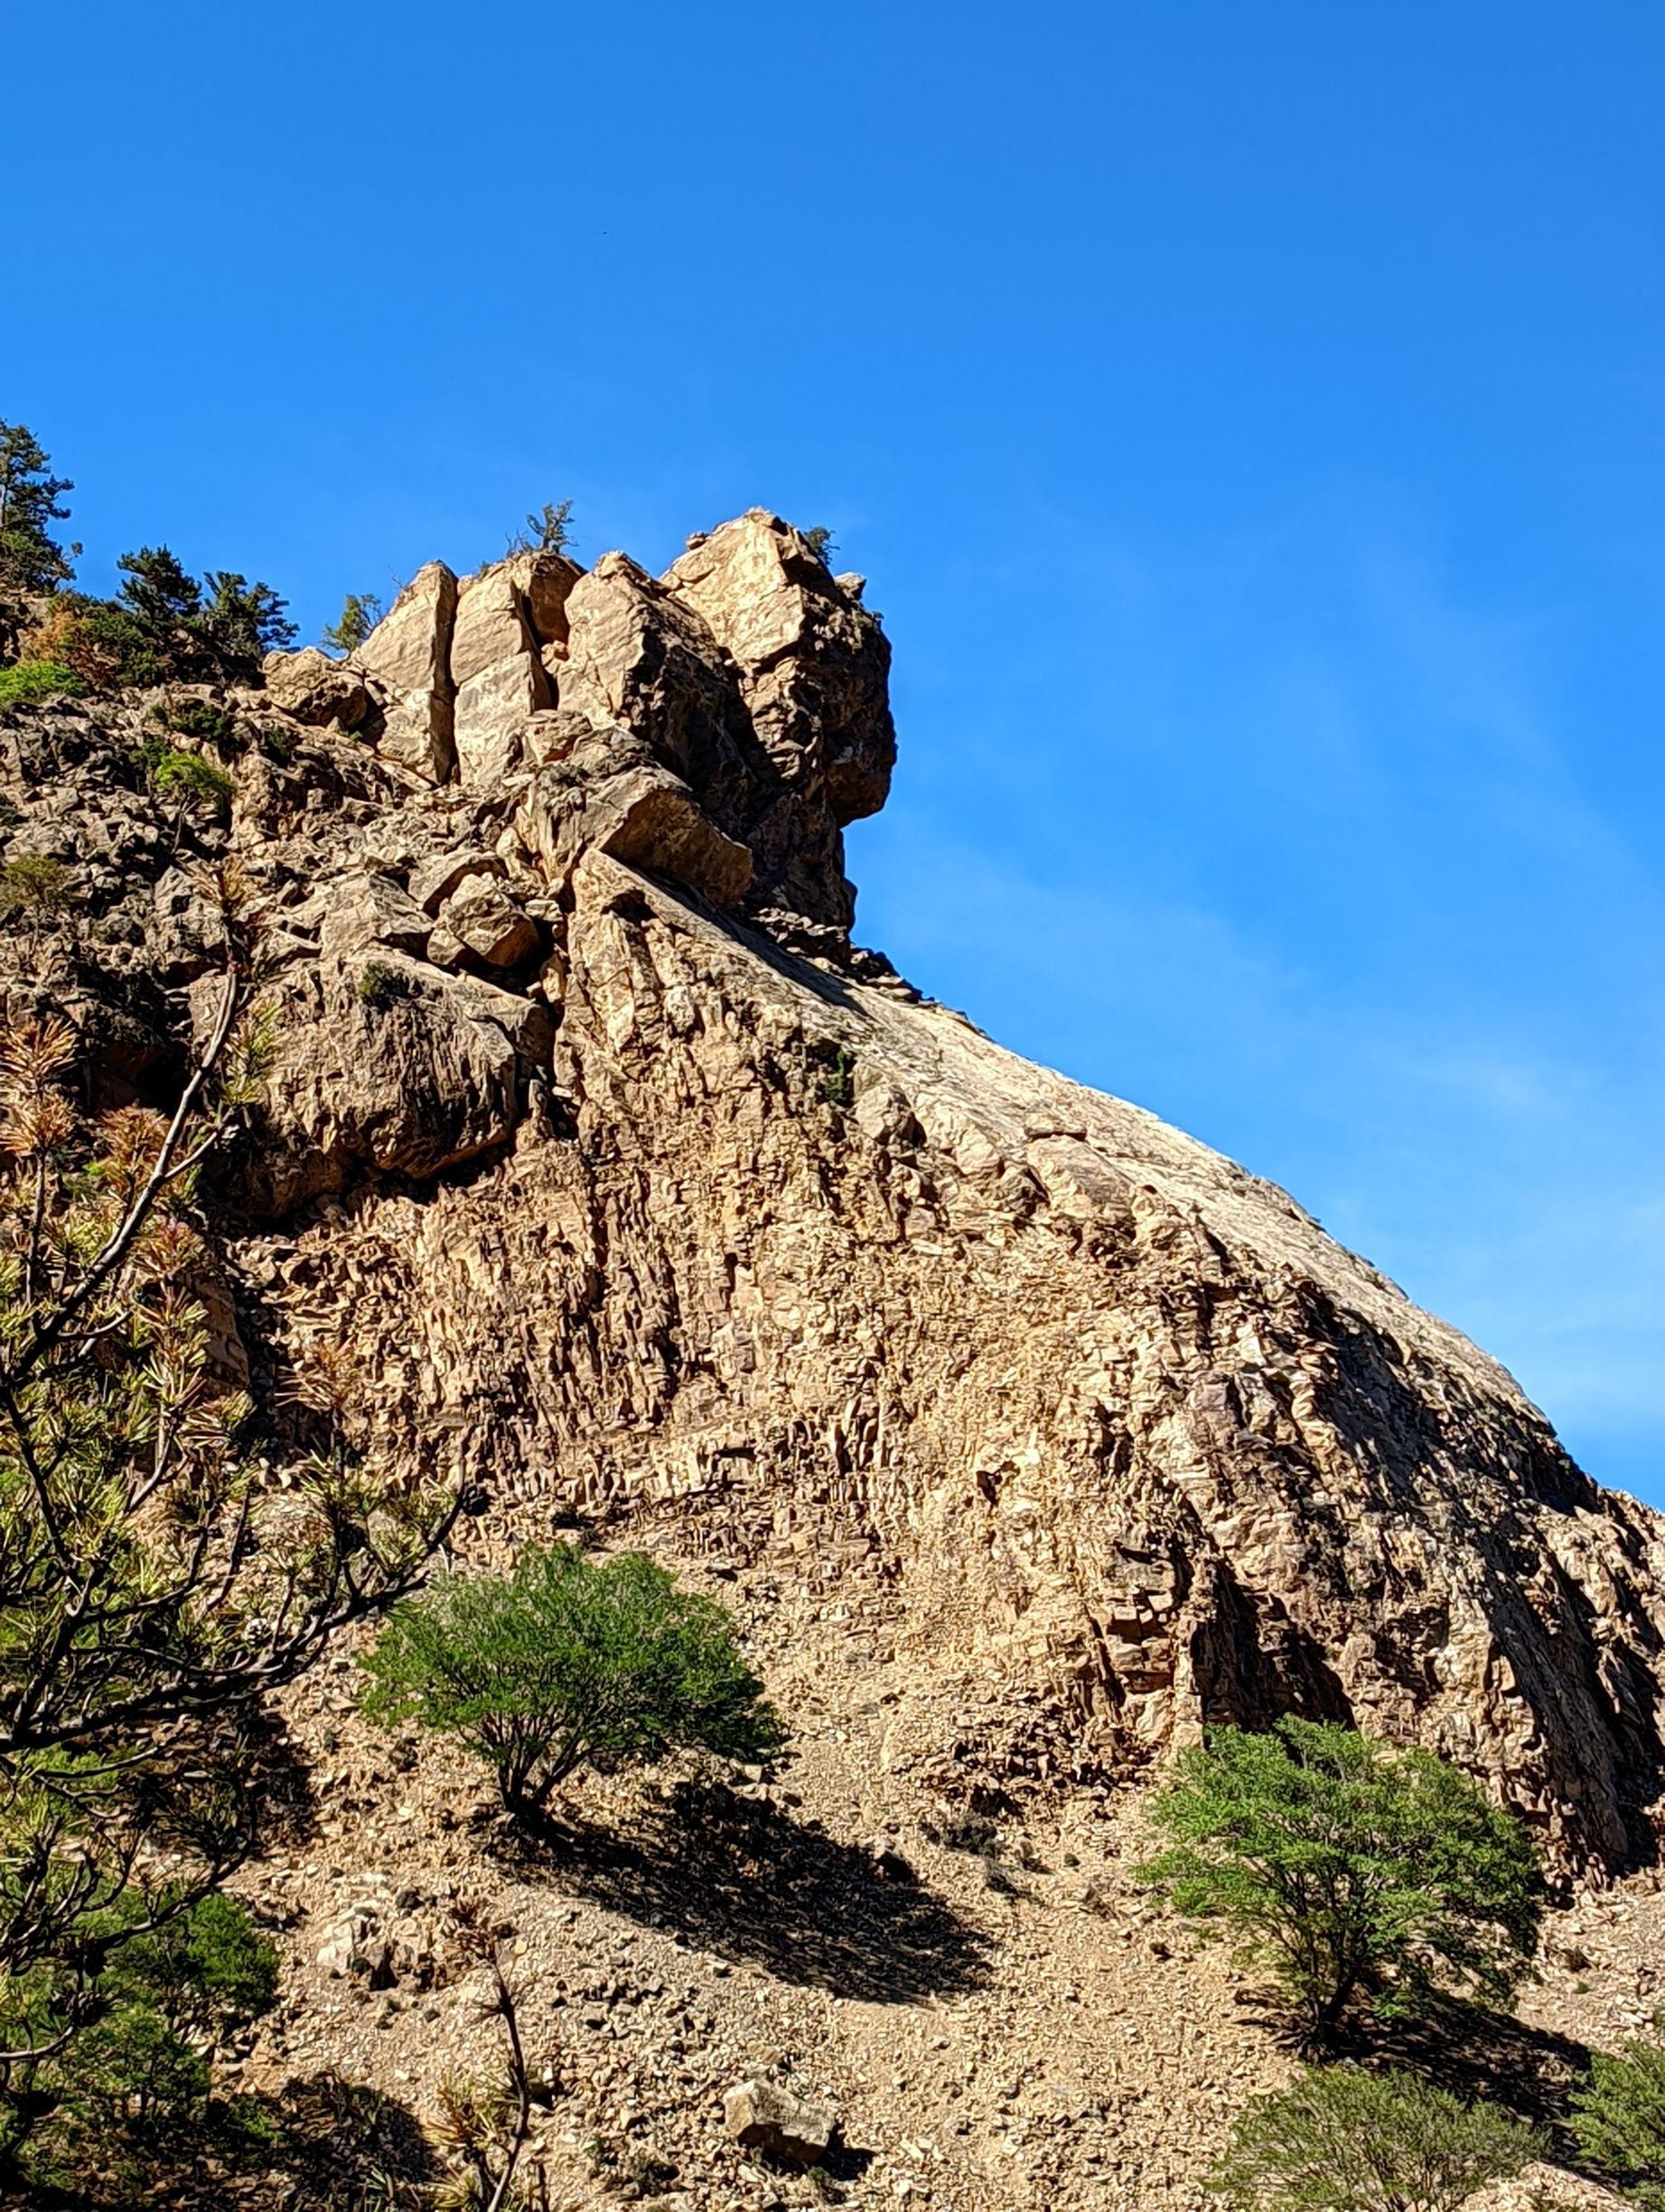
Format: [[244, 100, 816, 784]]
[[8, 511, 1663, 1875]]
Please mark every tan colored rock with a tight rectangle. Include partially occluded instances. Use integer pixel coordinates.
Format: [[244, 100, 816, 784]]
[[722, 2079, 835, 2164], [512, 547, 582, 651], [252, 948, 537, 1208], [317, 872, 431, 961], [437, 879, 540, 970], [451, 560, 552, 789], [554, 554, 752, 807], [408, 847, 507, 914], [666, 508, 895, 822], [261, 645, 370, 728], [516, 756, 752, 909], [353, 562, 458, 783], [8, 520, 1665, 1889]]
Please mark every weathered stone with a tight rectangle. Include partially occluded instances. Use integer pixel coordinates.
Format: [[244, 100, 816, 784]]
[[555, 554, 753, 816], [255, 949, 525, 1204], [438, 879, 540, 970], [318, 872, 431, 961], [353, 562, 457, 783], [8, 520, 1665, 1890], [516, 758, 752, 909], [408, 847, 507, 914], [722, 2080, 835, 2165], [451, 560, 552, 788], [666, 509, 895, 822], [262, 646, 371, 728], [510, 547, 582, 651]]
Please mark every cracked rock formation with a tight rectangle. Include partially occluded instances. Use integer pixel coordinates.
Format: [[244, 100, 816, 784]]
[[5, 506, 1662, 1878]]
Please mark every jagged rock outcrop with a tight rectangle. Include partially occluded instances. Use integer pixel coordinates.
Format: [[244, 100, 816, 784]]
[[6, 511, 1664, 1880]]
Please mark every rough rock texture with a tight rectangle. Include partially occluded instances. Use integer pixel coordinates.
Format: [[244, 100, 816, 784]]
[[260, 643, 370, 729], [8, 512, 1665, 2210], [351, 559, 459, 782], [723, 2077, 837, 2163], [5, 513, 1664, 1889]]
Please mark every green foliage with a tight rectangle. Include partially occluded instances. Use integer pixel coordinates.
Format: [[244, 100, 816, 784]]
[[0, 423, 76, 659], [152, 695, 236, 745], [0, 853, 77, 923], [323, 592, 384, 654], [1136, 1720, 1544, 2041], [0, 929, 456, 2178], [134, 730, 236, 817], [818, 1047, 854, 1106], [355, 960, 400, 1007], [50, 548, 295, 691], [198, 569, 296, 676], [362, 1542, 786, 1816], [16, 1891, 278, 2193], [800, 525, 837, 565], [0, 659, 87, 707], [1211, 2065, 1544, 2212], [1571, 2026, 1665, 2208], [510, 499, 575, 556]]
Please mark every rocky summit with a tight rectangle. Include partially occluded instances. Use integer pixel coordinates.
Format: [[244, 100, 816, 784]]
[[3, 507, 1661, 2208]]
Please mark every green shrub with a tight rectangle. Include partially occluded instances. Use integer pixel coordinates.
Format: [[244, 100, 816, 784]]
[[151, 695, 235, 745], [0, 853, 76, 922], [1571, 2026, 1665, 2208], [1136, 1720, 1544, 2042], [134, 732, 235, 817], [0, 659, 87, 707], [361, 1542, 786, 1818], [1211, 2065, 1544, 2212], [818, 1046, 854, 1106], [801, 525, 837, 565], [355, 959, 399, 1006], [42, 1891, 277, 2145]]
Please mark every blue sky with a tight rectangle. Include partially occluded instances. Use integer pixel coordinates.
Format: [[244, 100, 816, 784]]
[[9, 2, 1662, 1498]]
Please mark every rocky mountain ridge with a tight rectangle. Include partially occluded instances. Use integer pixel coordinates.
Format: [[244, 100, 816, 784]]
[[3, 508, 1662, 1895]]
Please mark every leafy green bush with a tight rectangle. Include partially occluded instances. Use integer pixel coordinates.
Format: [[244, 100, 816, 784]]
[[1211, 2065, 1544, 2212], [38, 1891, 276, 2151], [355, 960, 400, 1007], [151, 695, 236, 745], [0, 659, 87, 707], [361, 1542, 786, 1817], [0, 853, 77, 922], [1136, 1720, 1544, 2042], [1571, 2026, 1665, 2208], [134, 731, 235, 816]]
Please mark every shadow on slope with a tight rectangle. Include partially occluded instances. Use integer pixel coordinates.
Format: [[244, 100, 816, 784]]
[[1361, 1997, 1604, 2176], [506, 1780, 993, 2004]]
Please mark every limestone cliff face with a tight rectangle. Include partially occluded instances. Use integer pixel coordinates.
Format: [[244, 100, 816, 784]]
[[4, 509, 1661, 1875]]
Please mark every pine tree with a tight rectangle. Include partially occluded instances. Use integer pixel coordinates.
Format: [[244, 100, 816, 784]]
[[322, 591, 384, 655], [0, 423, 75, 660]]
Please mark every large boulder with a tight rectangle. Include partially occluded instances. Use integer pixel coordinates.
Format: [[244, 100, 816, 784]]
[[553, 553, 759, 829], [513, 547, 583, 661], [353, 563, 458, 783], [437, 878, 540, 970], [516, 754, 752, 911], [252, 946, 550, 1210], [261, 646, 370, 729], [666, 509, 895, 823], [451, 560, 552, 789]]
